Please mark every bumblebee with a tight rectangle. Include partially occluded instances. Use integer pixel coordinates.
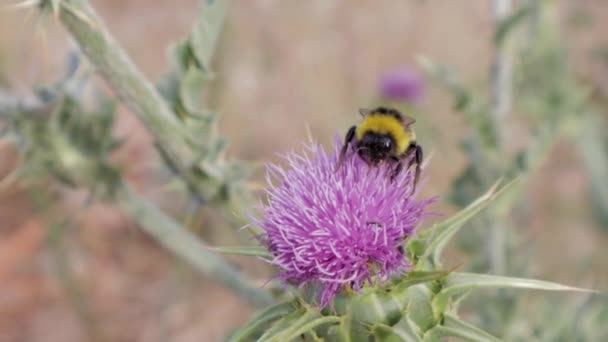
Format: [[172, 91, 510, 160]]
[[336, 106, 423, 188]]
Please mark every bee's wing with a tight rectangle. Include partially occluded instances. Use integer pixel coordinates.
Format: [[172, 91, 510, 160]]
[[401, 115, 416, 127], [359, 108, 372, 117]]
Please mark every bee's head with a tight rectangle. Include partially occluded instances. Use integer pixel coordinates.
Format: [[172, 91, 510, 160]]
[[357, 133, 395, 164]]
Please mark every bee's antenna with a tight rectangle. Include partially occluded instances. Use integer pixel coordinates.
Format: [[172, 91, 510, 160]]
[[335, 126, 357, 172]]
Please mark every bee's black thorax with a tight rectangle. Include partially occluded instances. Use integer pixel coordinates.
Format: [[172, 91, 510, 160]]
[[356, 132, 396, 164]]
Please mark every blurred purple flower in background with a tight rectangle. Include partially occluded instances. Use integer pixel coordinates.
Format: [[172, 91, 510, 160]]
[[255, 139, 434, 307], [379, 66, 425, 102]]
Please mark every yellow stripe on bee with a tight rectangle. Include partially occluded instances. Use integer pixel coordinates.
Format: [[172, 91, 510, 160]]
[[356, 115, 412, 154]]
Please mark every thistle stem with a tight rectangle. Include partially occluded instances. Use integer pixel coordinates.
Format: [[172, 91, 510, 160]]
[[487, 0, 514, 275], [113, 182, 274, 308], [491, 0, 513, 148]]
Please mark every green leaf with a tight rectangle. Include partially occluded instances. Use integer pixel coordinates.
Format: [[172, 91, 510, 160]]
[[415, 178, 517, 266], [577, 114, 608, 230], [210, 245, 272, 259], [227, 301, 295, 342], [179, 67, 208, 114], [432, 272, 596, 317], [190, 0, 227, 70], [440, 313, 501, 342]]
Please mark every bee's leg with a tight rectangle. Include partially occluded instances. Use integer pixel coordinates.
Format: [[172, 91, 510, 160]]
[[402, 143, 423, 192], [389, 157, 404, 181], [402, 144, 417, 169], [335, 126, 356, 171], [412, 144, 423, 187]]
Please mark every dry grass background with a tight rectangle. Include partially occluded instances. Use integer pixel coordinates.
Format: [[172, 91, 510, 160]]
[[0, 1, 606, 341]]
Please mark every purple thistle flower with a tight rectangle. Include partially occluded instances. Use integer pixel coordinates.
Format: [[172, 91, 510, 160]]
[[379, 67, 425, 102], [255, 138, 435, 308]]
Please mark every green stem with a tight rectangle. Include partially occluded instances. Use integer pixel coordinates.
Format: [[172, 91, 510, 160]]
[[577, 113, 608, 227], [486, 0, 515, 276], [57, 0, 200, 192], [113, 182, 274, 308]]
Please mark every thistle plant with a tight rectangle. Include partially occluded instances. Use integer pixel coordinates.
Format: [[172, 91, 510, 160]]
[[225, 139, 591, 341], [0, 0, 603, 340]]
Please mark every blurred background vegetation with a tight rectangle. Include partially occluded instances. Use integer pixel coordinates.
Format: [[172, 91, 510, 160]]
[[0, 0, 606, 341]]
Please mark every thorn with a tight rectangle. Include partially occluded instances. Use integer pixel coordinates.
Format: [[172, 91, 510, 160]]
[[488, 177, 504, 194], [237, 223, 251, 232], [446, 262, 464, 273], [243, 225, 259, 238], [1, 0, 40, 11]]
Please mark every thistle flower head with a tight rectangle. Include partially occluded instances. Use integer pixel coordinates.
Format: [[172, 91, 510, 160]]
[[255, 138, 434, 307], [379, 66, 425, 102]]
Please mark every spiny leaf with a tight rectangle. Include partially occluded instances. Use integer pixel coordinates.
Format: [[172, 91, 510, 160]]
[[445, 272, 596, 293], [190, 0, 227, 70], [227, 300, 295, 342], [432, 272, 596, 317], [415, 178, 518, 267], [210, 245, 272, 259]]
